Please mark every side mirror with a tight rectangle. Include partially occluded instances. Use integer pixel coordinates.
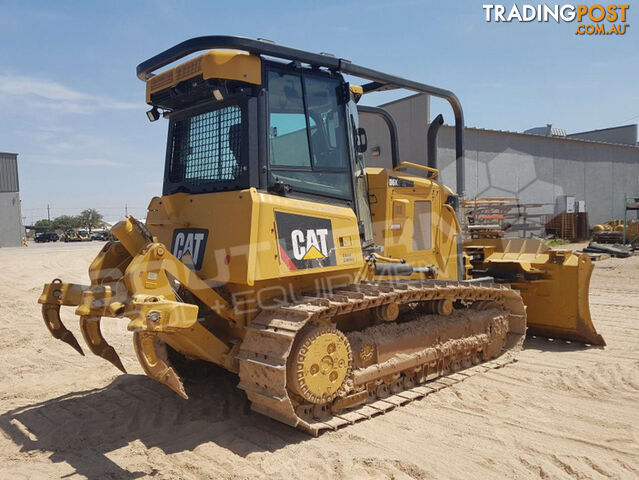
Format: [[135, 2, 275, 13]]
[[356, 127, 368, 153]]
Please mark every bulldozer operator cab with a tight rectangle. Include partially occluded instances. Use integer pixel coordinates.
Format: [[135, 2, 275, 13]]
[[154, 52, 370, 236]]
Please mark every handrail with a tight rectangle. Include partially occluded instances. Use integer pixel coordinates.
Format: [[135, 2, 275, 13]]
[[356, 105, 400, 168], [393, 161, 439, 179]]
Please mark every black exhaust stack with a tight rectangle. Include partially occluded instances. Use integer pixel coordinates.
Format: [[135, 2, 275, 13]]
[[427, 114, 444, 170]]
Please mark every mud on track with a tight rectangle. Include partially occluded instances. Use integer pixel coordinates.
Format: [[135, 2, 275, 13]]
[[1, 243, 638, 479]]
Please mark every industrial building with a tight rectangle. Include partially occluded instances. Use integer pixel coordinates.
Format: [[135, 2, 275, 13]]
[[360, 95, 639, 229], [0, 152, 23, 247]]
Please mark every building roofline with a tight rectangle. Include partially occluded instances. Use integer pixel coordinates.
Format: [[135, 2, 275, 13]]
[[567, 123, 637, 136], [439, 124, 639, 149], [0, 152, 19, 156]]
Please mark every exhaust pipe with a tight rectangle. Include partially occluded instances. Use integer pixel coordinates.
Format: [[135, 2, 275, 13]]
[[426, 112, 464, 281], [427, 114, 444, 170]]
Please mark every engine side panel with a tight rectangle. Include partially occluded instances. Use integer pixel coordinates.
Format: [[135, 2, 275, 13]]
[[145, 188, 364, 287], [366, 167, 460, 280]]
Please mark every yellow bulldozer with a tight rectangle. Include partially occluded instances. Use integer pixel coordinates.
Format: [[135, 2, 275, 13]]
[[38, 36, 604, 434], [62, 229, 91, 242]]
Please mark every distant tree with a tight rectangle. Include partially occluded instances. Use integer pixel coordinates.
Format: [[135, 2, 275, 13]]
[[52, 215, 82, 231], [78, 209, 105, 233], [34, 219, 54, 231]]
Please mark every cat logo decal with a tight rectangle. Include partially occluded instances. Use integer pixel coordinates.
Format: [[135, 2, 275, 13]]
[[275, 212, 336, 270], [171, 228, 209, 270]]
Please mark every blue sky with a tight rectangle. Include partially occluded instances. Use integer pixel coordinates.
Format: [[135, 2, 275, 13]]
[[0, 0, 637, 223]]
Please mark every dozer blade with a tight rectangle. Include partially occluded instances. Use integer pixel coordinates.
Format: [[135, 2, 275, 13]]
[[517, 252, 605, 346], [465, 238, 605, 346], [79, 315, 127, 373], [133, 332, 187, 399], [41, 304, 84, 356]]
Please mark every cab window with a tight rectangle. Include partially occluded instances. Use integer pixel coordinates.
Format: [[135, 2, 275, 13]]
[[267, 69, 352, 200], [268, 72, 311, 168]]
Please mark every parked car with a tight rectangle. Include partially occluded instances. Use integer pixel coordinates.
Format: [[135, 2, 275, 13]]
[[34, 232, 59, 243], [91, 231, 111, 241]]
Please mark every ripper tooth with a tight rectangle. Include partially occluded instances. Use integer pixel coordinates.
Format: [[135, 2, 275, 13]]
[[79, 316, 126, 374], [42, 303, 84, 356]]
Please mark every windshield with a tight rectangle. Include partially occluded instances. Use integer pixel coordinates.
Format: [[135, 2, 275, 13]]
[[267, 70, 352, 200]]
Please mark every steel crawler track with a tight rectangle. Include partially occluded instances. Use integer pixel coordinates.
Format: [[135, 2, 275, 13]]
[[237, 280, 526, 435]]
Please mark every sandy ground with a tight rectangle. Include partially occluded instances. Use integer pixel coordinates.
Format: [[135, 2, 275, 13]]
[[0, 242, 638, 479]]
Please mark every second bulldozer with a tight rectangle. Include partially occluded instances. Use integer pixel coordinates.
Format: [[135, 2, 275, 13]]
[[39, 36, 603, 434]]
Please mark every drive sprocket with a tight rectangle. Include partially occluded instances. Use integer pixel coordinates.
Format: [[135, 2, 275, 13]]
[[287, 327, 352, 404]]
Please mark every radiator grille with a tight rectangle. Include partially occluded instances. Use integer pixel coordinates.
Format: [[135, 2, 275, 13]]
[[176, 57, 202, 82]]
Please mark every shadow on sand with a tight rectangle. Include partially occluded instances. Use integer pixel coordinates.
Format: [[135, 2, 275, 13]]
[[0, 368, 310, 479], [523, 334, 605, 352]]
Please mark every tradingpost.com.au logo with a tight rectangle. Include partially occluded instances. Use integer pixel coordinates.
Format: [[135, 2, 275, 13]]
[[483, 4, 630, 35]]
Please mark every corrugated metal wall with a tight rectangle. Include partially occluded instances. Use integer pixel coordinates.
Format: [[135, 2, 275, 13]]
[[0, 152, 23, 247], [435, 126, 639, 227], [0, 152, 19, 193]]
